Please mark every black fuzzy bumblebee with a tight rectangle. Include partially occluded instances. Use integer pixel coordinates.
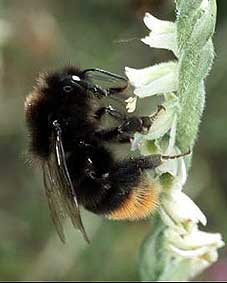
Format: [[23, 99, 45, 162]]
[[25, 66, 188, 243]]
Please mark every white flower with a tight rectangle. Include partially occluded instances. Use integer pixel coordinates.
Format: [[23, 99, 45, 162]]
[[142, 13, 178, 56], [166, 226, 224, 278], [125, 61, 178, 98], [161, 190, 207, 228], [125, 9, 224, 280], [146, 95, 179, 140], [167, 227, 224, 252]]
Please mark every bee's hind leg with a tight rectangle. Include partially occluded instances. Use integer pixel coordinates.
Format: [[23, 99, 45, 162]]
[[84, 150, 190, 220]]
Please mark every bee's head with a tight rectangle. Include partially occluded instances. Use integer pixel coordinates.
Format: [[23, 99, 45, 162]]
[[40, 66, 88, 101], [25, 66, 89, 159]]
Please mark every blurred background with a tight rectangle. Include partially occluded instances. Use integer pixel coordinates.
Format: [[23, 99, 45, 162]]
[[0, 0, 226, 281]]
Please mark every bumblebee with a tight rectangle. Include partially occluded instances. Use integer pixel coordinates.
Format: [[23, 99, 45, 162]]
[[25, 66, 187, 243]]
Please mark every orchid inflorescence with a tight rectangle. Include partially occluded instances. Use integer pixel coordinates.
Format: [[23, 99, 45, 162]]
[[125, 1, 224, 280]]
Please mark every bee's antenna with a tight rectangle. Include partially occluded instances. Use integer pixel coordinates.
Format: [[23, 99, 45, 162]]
[[161, 149, 191, 160]]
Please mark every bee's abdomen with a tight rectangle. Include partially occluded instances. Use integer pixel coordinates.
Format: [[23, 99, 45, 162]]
[[105, 178, 159, 220], [81, 157, 160, 220]]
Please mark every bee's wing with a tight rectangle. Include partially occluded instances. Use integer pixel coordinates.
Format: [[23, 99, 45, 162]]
[[43, 132, 89, 243], [82, 68, 128, 96], [43, 161, 66, 243]]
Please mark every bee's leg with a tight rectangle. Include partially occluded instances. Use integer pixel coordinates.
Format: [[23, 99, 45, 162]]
[[95, 115, 151, 138], [95, 106, 126, 121], [94, 116, 147, 143], [95, 127, 130, 143], [96, 104, 164, 122], [94, 116, 152, 142], [95, 105, 165, 141]]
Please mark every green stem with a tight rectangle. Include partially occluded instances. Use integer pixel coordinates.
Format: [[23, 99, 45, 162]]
[[176, 0, 217, 152], [139, 1, 217, 281], [140, 214, 167, 281]]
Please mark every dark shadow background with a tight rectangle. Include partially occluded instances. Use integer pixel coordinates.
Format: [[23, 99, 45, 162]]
[[0, 0, 226, 281]]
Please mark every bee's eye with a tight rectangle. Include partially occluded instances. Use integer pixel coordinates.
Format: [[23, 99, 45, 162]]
[[72, 75, 80, 82], [63, 85, 73, 93]]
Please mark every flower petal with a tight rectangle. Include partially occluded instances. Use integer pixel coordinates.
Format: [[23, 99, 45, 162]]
[[161, 191, 207, 227], [169, 244, 216, 259], [125, 61, 178, 98], [167, 234, 224, 278], [146, 95, 179, 140], [176, 156, 187, 186], [142, 33, 177, 56], [158, 156, 179, 178], [159, 150, 187, 189], [143, 13, 175, 33], [159, 207, 187, 235], [166, 114, 177, 154], [166, 227, 224, 251], [142, 13, 178, 56]]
